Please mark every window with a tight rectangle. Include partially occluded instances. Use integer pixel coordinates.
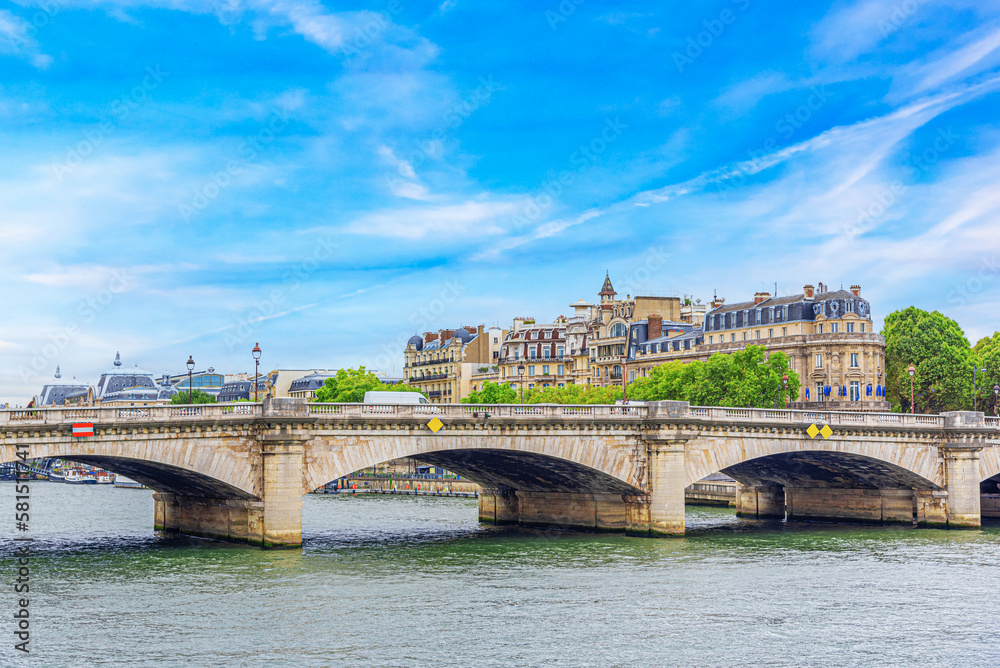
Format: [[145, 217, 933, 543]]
[[817, 324, 824, 334], [850, 353, 859, 368], [755, 331, 761, 339], [850, 381, 861, 401], [528, 366, 535, 376], [815, 354, 823, 368], [609, 322, 628, 338], [831, 323, 839, 333], [768, 328, 773, 338], [530, 349, 536, 359], [816, 382, 825, 402], [558, 365, 564, 375], [557, 346, 564, 357], [542, 365, 550, 375], [782, 327, 787, 336], [709, 335, 714, 344], [743, 332, 748, 341], [731, 333, 736, 342], [861, 324, 865, 333], [846, 322, 854, 333]]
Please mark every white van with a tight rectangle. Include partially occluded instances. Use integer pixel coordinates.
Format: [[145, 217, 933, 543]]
[[362, 391, 431, 405]]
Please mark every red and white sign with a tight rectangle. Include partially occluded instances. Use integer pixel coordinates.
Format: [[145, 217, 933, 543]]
[[72, 423, 94, 438]]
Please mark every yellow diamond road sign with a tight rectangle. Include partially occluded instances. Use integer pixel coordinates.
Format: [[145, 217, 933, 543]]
[[819, 424, 833, 439], [806, 424, 819, 439], [427, 417, 444, 433]]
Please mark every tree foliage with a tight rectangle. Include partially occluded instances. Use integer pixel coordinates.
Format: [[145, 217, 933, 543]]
[[170, 389, 217, 404], [461, 381, 518, 404], [524, 384, 623, 404], [314, 367, 426, 403], [882, 307, 972, 413], [627, 345, 800, 408], [973, 331, 1000, 414]]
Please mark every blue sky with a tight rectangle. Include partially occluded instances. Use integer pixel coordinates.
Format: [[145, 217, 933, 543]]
[[2, 0, 1000, 403]]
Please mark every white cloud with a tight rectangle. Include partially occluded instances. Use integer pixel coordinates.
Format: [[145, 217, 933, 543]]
[[346, 199, 521, 239], [0, 9, 52, 68]]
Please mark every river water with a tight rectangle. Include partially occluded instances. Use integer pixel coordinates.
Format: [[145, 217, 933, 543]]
[[1, 483, 998, 667]]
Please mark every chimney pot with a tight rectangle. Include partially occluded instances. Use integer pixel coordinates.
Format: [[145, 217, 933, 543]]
[[804, 284, 815, 300], [648, 314, 663, 340], [850, 285, 861, 297]]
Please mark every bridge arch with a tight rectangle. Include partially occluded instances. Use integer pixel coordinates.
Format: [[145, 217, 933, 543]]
[[685, 436, 943, 490], [0, 440, 258, 499], [303, 431, 645, 496]]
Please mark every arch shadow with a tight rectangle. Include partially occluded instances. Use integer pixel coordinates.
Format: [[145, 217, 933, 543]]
[[718, 450, 941, 491]]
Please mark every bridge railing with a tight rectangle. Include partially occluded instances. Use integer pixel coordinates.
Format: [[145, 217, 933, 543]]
[[687, 406, 947, 428], [303, 403, 649, 419], [0, 403, 264, 426]]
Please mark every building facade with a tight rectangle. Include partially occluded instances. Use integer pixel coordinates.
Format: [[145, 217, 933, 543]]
[[630, 283, 888, 410], [404, 325, 505, 403]]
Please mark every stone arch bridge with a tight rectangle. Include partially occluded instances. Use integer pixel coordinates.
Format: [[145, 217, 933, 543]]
[[2, 400, 997, 547]]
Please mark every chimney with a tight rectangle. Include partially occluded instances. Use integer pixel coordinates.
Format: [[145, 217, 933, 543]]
[[753, 292, 771, 306], [424, 332, 439, 345], [850, 285, 861, 297], [440, 329, 454, 343], [711, 296, 725, 309], [648, 314, 663, 340], [803, 284, 815, 300]]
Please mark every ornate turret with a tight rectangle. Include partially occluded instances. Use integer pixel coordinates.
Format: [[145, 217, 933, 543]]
[[114, 352, 122, 367], [599, 272, 617, 305]]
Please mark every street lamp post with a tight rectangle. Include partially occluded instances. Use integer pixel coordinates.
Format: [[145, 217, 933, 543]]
[[517, 362, 525, 403], [252, 343, 261, 402], [994, 384, 999, 417], [620, 356, 628, 403], [908, 364, 915, 414], [186, 356, 195, 404], [973, 366, 986, 411], [782, 373, 788, 409]]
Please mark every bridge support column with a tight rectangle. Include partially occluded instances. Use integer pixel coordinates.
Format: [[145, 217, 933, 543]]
[[153, 492, 263, 542], [735, 484, 785, 519], [479, 487, 519, 525], [260, 439, 305, 548], [942, 445, 982, 528], [916, 490, 949, 527], [517, 492, 627, 532], [646, 441, 686, 537], [785, 487, 915, 525]]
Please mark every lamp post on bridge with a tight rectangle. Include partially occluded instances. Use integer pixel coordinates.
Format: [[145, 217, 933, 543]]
[[908, 364, 915, 414], [782, 373, 788, 409], [620, 356, 628, 403], [186, 356, 195, 404], [517, 362, 525, 403], [252, 343, 261, 402], [994, 384, 999, 417], [973, 365, 986, 412]]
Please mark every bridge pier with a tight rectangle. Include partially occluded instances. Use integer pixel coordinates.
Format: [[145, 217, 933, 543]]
[[784, 487, 915, 524], [478, 489, 628, 532], [735, 484, 785, 519], [478, 487, 519, 525], [644, 441, 687, 537], [942, 445, 982, 528], [153, 493, 264, 542]]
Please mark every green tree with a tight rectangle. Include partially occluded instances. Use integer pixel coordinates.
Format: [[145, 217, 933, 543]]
[[627, 345, 800, 408], [461, 381, 518, 404], [170, 389, 217, 404], [314, 367, 426, 403], [882, 307, 972, 413], [973, 332, 1000, 414], [524, 384, 622, 404]]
